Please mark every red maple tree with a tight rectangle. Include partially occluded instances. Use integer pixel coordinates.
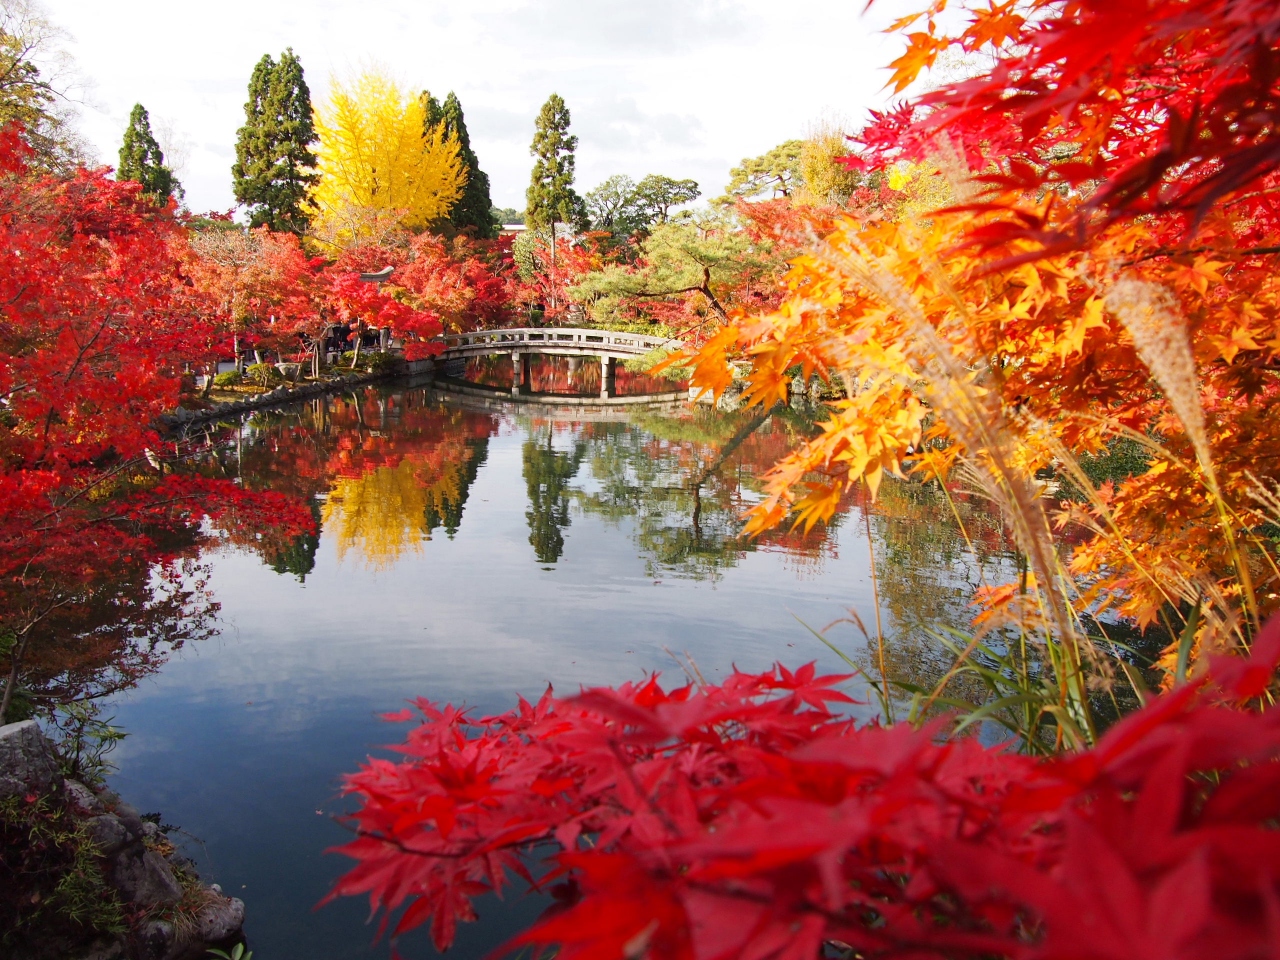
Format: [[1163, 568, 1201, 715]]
[[0, 128, 312, 721], [327, 615, 1280, 959]]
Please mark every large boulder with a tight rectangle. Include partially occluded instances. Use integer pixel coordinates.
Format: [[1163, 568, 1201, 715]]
[[193, 895, 245, 942], [64, 778, 105, 815], [84, 814, 131, 856], [110, 848, 183, 906], [0, 719, 60, 798]]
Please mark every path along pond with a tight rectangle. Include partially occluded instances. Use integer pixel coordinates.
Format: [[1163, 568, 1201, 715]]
[[99, 358, 1016, 959]]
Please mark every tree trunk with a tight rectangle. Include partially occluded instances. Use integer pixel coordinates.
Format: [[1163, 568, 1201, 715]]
[[0, 632, 30, 725], [351, 323, 362, 369], [700, 268, 730, 324], [549, 221, 558, 316]]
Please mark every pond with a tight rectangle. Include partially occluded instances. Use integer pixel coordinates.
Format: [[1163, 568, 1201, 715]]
[[96, 360, 1014, 959]]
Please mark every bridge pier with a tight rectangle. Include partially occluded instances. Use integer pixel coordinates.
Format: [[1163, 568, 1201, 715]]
[[600, 355, 616, 399], [512, 351, 531, 396]]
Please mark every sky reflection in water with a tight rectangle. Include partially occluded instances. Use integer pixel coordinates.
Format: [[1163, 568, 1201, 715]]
[[102, 371, 1011, 960]]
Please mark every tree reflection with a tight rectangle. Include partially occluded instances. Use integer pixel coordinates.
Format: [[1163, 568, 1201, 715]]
[[263, 501, 322, 581], [4, 534, 219, 721], [574, 406, 848, 580], [814, 479, 1020, 712], [325, 461, 437, 567], [522, 428, 585, 563], [221, 389, 497, 568]]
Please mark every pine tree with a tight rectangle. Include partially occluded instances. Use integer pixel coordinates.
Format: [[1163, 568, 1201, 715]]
[[232, 49, 319, 233], [118, 103, 178, 204], [442, 93, 494, 238], [526, 93, 584, 232]]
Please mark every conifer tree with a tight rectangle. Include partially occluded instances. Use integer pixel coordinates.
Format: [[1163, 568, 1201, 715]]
[[419, 91, 444, 130], [526, 93, 584, 232], [527, 93, 584, 313], [232, 49, 319, 233], [117, 103, 178, 204], [441, 92, 494, 238]]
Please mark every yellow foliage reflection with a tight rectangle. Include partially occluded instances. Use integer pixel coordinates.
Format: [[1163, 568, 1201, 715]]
[[322, 451, 477, 569], [323, 461, 432, 568]]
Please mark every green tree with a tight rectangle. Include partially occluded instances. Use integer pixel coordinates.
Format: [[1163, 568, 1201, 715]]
[[585, 174, 638, 236], [117, 103, 178, 204], [527, 93, 585, 312], [1, 1, 88, 171], [440, 92, 494, 237], [526, 93, 584, 231], [631, 174, 700, 224], [419, 90, 444, 129], [586, 174, 701, 241], [718, 140, 803, 203], [491, 206, 524, 225], [232, 49, 319, 233], [572, 214, 771, 325]]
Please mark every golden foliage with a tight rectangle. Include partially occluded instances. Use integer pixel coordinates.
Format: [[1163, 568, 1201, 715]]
[[885, 161, 954, 222], [795, 121, 863, 208], [685, 184, 1280, 685], [309, 70, 465, 246]]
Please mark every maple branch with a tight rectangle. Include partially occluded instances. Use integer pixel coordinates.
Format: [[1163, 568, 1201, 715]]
[[1122, 244, 1280, 266], [340, 820, 557, 862]]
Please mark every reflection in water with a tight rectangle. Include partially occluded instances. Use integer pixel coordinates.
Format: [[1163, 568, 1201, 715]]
[[325, 462, 437, 567], [220, 386, 857, 579], [464, 353, 682, 397], [73, 382, 1028, 960], [573, 406, 854, 581], [858, 480, 1018, 708], [228, 393, 494, 569], [15, 553, 218, 715], [173, 389, 1043, 734], [522, 428, 585, 563]]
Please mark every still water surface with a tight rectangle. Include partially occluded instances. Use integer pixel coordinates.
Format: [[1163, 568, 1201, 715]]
[[102, 367, 1009, 959]]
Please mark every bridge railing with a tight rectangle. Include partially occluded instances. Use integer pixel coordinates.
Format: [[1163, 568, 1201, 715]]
[[437, 328, 679, 355]]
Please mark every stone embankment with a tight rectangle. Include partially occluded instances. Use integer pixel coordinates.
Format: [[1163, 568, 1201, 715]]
[[1, 719, 243, 960], [161, 366, 414, 428]]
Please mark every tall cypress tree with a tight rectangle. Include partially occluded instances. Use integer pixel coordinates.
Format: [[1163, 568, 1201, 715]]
[[441, 93, 495, 238], [118, 104, 178, 203], [526, 93, 584, 233], [420, 91, 444, 131], [232, 49, 318, 233]]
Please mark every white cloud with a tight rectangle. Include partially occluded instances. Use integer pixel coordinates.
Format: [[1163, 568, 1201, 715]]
[[53, 0, 902, 212]]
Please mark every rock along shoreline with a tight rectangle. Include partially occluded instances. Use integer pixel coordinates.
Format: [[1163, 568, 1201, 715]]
[[1, 719, 243, 960]]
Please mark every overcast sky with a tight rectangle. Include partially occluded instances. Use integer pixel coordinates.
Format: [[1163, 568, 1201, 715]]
[[52, 0, 904, 215]]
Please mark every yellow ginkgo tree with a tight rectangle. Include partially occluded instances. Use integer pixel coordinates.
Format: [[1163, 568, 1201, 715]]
[[309, 69, 465, 247]]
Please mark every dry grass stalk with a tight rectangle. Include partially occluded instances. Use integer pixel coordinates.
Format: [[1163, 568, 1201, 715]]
[[809, 232, 1098, 738], [1104, 277, 1212, 480]]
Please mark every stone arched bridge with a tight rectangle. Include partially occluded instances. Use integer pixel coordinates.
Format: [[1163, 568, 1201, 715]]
[[431, 327, 682, 399]]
